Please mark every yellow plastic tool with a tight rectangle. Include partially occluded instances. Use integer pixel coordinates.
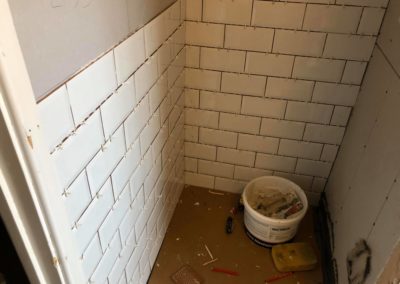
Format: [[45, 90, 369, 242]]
[[271, 242, 318, 272]]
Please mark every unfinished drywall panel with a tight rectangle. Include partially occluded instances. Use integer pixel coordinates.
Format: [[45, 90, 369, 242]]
[[8, 0, 179, 100], [183, 0, 387, 205], [36, 2, 185, 282], [325, 0, 400, 281], [377, 0, 400, 76], [325, 48, 395, 220]]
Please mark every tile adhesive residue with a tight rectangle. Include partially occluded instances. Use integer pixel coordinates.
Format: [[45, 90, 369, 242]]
[[248, 187, 303, 219]]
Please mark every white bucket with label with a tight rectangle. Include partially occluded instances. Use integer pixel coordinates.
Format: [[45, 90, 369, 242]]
[[243, 176, 308, 244]]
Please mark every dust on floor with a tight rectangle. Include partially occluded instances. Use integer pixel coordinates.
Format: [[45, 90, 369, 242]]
[[148, 186, 323, 284]]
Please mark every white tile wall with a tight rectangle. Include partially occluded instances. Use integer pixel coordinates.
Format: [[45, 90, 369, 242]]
[[184, 0, 383, 202], [67, 51, 117, 125], [37, 3, 185, 283], [38, 85, 74, 151]]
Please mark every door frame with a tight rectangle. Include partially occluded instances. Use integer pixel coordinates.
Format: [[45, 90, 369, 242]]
[[0, 1, 84, 283]]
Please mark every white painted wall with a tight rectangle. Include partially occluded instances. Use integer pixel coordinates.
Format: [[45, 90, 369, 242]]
[[325, 0, 400, 282]]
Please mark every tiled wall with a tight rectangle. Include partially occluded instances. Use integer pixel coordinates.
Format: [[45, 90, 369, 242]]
[[183, 0, 388, 204], [37, 1, 185, 283]]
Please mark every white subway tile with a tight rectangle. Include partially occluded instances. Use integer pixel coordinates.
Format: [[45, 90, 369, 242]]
[[149, 75, 168, 113], [246, 52, 294, 77], [135, 55, 159, 102], [52, 111, 104, 189], [114, 29, 146, 84], [185, 172, 214, 188], [99, 186, 130, 250], [185, 89, 200, 108], [237, 134, 279, 154], [203, 0, 253, 25], [74, 179, 114, 254], [266, 78, 314, 102], [273, 30, 326, 57], [312, 82, 360, 106], [186, 0, 202, 21], [119, 207, 137, 247], [278, 139, 323, 160], [234, 166, 272, 181], [214, 177, 246, 193], [167, 53, 185, 89], [252, 1, 305, 29], [199, 127, 238, 148], [90, 233, 121, 284], [125, 230, 146, 280], [303, 124, 345, 144], [124, 96, 150, 147], [331, 106, 352, 126], [341, 61, 367, 85], [241, 96, 287, 119], [185, 68, 221, 91], [200, 47, 246, 73], [185, 142, 217, 160], [117, 273, 127, 284], [38, 85, 74, 151], [81, 236, 102, 281], [303, 4, 362, 33], [186, 22, 225, 48], [184, 125, 199, 142], [320, 144, 339, 162], [323, 34, 376, 61], [186, 46, 200, 68], [101, 77, 136, 139], [108, 229, 135, 284], [217, 148, 256, 167], [255, 153, 296, 172], [198, 160, 234, 178], [273, 172, 313, 191], [157, 41, 173, 75], [221, 73, 266, 97], [292, 57, 345, 83], [67, 52, 117, 124], [225, 25, 273, 52], [86, 126, 125, 195], [143, 156, 162, 200], [200, 91, 242, 113], [260, 118, 305, 140], [219, 113, 261, 135], [285, 101, 333, 124], [296, 159, 332, 178], [63, 171, 91, 227], [140, 112, 161, 154], [185, 157, 198, 172], [358, 8, 385, 35], [111, 139, 141, 198], [130, 153, 153, 198], [185, 108, 219, 128]]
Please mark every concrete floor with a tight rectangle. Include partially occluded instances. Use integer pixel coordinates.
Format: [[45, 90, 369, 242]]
[[148, 186, 323, 284]]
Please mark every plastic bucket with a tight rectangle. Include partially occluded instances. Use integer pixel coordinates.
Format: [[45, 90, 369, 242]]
[[243, 176, 308, 244]]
